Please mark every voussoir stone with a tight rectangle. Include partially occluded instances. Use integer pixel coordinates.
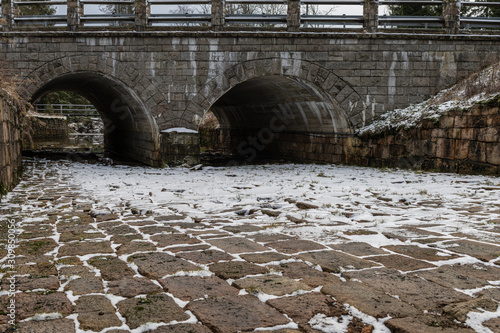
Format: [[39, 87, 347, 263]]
[[117, 293, 189, 329], [129, 252, 202, 279], [187, 295, 290, 333]]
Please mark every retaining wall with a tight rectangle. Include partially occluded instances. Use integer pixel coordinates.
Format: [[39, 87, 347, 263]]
[[0, 92, 23, 199]]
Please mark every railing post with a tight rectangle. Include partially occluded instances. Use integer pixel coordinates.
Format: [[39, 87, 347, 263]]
[[67, 0, 80, 32], [211, 0, 225, 31], [363, 0, 378, 33], [135, 0, 148, 32], [287, 0, 300, 32], [1, 0, 13, 32], [443, 0, 460, 34]]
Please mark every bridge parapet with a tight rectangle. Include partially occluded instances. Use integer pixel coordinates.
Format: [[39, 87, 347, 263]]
[[1, 0, 499, 34]]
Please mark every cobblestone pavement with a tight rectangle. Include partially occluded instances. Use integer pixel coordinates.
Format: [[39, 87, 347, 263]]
[[1, 158, 500, 333]]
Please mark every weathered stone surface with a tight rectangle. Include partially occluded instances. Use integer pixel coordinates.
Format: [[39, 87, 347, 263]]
[[76, 295, 122, 331], [443, 297, 498, 322], [165, 244, 211, 253], [16, 238, 58, 256], [95, 213, 119, 222], [130, 252, 202, 279], [222, 225, 263, 233], [88, 256, 135, 280], [484, 317, 500, 332], [209, 261, 269, 279], [15, 319, 76, 333], [160, 276, 239, 301], [65, 277, 104, 295], [321, 281, 419, 318], [187, 295, 290, 333], [58, 241, 113, 257], [382, 245, 459, 261], [274, 262, 341, 287], [59, 230, 106, 242], [296, 202, 319, 209], [207, 237, 270, 254], [368, 254, 436, 271], [266, 239, 326, 254], [298, 251, 378, 273], [430, 240, 500, 261], [267, 293, 347, 325], [344, 268, 471, 312], [148, 324, 213, 332], [7, 276, 59, 291], [329, 242, 387, 256], [0, 292, 73, 320], [385, 316, 474, 333], [240, 252, 290, 263], [107, 278, 163, 298], [177, 249, 235, 264], [117, 293, 189, 329], [475, 287, 500, 302], [59, 266, 95, 280], [138, 225, 178, 235], [151, 233, 201, 247], [116, 240, 157, 255], [233, 275, 312, 296], [417, 264, 500, 290], [248, 233, 297, 243]]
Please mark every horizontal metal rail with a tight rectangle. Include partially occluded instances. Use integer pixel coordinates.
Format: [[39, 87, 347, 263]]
[[225, 14, 286, 22], [149, 0, 211, 4], [35, 104, 99, 116], [148, 14, 211, 21], [2, 0, 500, 33], [13, 1, 67, 5], [80, 0, 134, 4]]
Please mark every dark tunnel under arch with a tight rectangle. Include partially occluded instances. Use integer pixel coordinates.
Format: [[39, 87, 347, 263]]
[[30, 72, 160, 166], [203, 75, 354, 163]]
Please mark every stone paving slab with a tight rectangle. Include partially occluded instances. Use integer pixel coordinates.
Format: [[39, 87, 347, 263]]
[[187, 295, 290, 333], [2, 160, 500, 332], [344, 268, 472, 312]]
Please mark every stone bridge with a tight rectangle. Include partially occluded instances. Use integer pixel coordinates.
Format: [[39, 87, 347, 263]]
[[2, 29, 500, 165]]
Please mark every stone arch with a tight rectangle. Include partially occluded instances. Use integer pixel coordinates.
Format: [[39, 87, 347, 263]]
[[21, 54, 168, 166], [182, 58, 366, 130]]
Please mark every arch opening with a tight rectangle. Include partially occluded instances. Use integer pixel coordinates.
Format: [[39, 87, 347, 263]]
[[29, 72, 159, 166], [199, 75, 353, 164]]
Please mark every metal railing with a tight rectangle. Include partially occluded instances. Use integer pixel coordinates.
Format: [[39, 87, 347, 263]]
[[35, 103, 99, 117], [0, 0, 499, 33]]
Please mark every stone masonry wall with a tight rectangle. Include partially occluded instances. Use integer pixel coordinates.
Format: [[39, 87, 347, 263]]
[[26, 114, 69, 140], [0, 92, 23, 199], [346, 101, 500, 175], [204, 101, 500, 175]]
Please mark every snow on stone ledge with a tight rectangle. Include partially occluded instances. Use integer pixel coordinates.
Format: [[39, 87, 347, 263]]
[[161, 127, 198, 134], [359, 63, 500, 136]]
